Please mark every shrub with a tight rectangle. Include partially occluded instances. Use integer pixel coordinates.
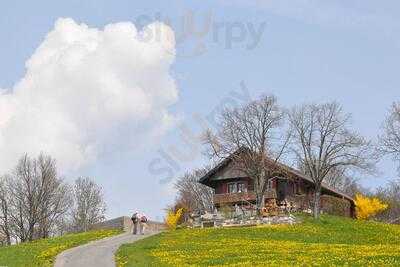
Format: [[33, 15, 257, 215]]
[[166, 208, 183, 230], [355, 194, 388, 220]]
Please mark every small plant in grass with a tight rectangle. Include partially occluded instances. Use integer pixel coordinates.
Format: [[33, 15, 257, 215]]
[[166, 208, 183, 230], [355, 194, 388, 220]]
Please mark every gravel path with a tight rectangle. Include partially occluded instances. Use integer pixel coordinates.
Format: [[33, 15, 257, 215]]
[[54, 232, 156, 267]]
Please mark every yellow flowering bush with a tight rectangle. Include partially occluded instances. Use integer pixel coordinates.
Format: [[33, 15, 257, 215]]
[[355, 194, 388, 220], [166, 208, 183, 230]]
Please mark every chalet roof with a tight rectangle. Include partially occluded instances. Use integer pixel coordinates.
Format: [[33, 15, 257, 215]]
[[199, 151, 355, 204]]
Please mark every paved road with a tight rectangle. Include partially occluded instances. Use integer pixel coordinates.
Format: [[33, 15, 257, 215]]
[[55, 232, 156, 267]]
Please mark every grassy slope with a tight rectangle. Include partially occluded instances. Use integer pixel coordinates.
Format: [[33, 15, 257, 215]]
[[116, 215, 400, 267], [0, 229, 121, 267]]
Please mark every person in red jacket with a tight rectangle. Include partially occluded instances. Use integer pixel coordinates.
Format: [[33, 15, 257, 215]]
[[138, 213, 148, 235]]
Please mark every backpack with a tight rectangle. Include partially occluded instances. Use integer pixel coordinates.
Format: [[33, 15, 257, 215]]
[[131, 214, 138, 223], [140, 216, 147, 223]]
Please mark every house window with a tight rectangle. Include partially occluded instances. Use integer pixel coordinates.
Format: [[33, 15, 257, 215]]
[[266, 179, 274, 190], [295, 181, 302, 195], [228, 183, 237, 193], [237, 182, 246, 193], [227, 182, 247, 193]]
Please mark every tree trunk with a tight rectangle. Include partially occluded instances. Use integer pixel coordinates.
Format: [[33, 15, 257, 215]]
[[1, 221, 12, 245], [1, 227, 12, 245], [313, 185, 321, 219], [28, 223, 35, 241], [6, 234, 11, 246], [4, 227, 11, 245], [255, 192, 265, 217], [255, 193, 261, 216]]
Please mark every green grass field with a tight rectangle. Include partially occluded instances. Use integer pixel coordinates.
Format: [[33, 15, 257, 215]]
[[0, 229, 121, 267], [116, 215, 400, 267]]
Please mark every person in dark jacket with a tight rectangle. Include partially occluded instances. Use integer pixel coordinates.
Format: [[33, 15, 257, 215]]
[[131, 212, 139, 235]]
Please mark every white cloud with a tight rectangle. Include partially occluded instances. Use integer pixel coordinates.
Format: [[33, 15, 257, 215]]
[[0, 18, 179, 173]]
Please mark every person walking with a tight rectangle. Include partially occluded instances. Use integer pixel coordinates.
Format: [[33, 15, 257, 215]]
[[138, 213, 148, 235], [131, 212, 139, 235]]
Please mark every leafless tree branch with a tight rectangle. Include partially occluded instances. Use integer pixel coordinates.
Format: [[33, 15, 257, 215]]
[[288, 102, 375, 218], [203, 95, 291, 214]]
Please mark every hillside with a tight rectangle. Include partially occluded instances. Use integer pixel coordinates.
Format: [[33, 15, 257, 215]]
[[116, 215, 400, 266], [0, 229, 121, 267]]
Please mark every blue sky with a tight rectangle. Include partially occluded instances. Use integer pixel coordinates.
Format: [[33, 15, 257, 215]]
[[1, 1, 399, 220]]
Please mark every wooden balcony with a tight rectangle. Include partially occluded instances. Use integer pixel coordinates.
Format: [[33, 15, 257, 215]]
[[214, 192, 256, 205], [213, 190, 277, 205]]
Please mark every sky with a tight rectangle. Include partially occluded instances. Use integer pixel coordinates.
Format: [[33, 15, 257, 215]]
[[0, 0, 399, 220]]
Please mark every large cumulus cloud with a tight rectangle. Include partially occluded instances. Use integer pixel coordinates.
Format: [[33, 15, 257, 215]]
[[0, 18, 178, 173]]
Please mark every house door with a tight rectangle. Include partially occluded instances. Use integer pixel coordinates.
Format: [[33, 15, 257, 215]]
[[276, 179, 287, 202]]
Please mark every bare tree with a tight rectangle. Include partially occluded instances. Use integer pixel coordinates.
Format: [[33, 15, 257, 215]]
[[306, 164, 360, 197], [6, 154, 71, 241], [288, 102, 374, 218], [174, 167, 214, 215], [375, 179, 400, 223], [380, 102, 400, 172], [339, 176, 363, 198], [0, 176, 12, 245], [204, 95, 291, 214], [36, 180, 72, 238], [71, 177, 106, 232]]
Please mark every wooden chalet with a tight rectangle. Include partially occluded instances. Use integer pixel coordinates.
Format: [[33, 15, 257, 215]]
[[199, 152, 356, 218]]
